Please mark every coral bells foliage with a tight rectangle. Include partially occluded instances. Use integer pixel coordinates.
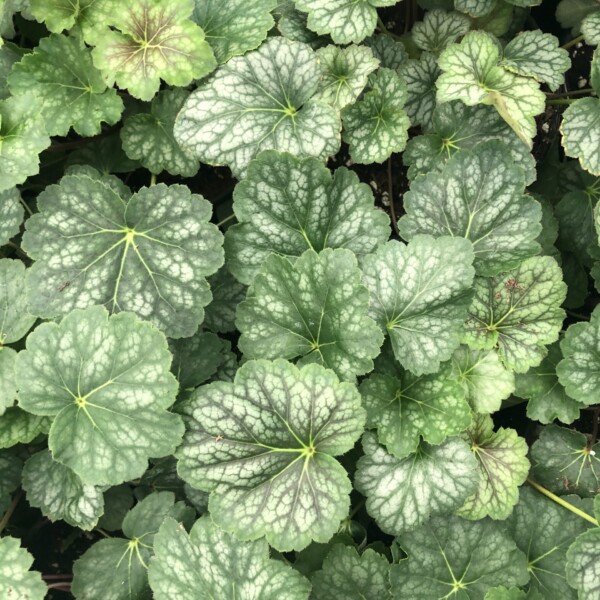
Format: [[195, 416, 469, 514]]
[[2, 1, 600, 599]]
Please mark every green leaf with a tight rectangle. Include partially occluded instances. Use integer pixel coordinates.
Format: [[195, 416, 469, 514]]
[[311, 545, 392, 600], [23, 173, 224, 338], [237, 249, 382, 381], [225, 150, 390, 284], [72, 491, 194, 600], [314, 44, 379, 110], [458, 415, 530, 520], [561, 97, 600, 176], [507, 486, 591, 600], [0, 407, 50, 449], [501, 30, 570, 92], [342, 68, 410, 164], [531, 425, 600, 497], [0, 450, 21, 513], [277, 5, 325, 48], [91, 0, 216, 101], [582, 11, 600, 45], [0, 95, 50, 192], [362, 237, 475, 376], [174, 37, 341, 178], [177, 359, 365, 551], [515, 342, 582, 425], [295, 0, 398, 44], [22, 449, 104, 530], [566, 528, 600, 600], [412, 9, 470, 54], [0, 44, 21, 100], [484, 587, 542, 600], [399, 52, 440, 128], [203, 268, 246, 334], [556, 189, 597, 267], [191, 0, 276, 63], [391, 515, 529, 598], [355, 432, 479, 535], [16, 305, 184, 486], [455, 0, 497, 17], [451, 346, 515, 413], [365, 34, 408, 71], [360, 366, 471, 459], [0, 259, 36, 346], [0, 537, 46, 600], [98, 485, 134, 532], [0, 347, 17, 416], [0, 188, 23, 246], [8, 33, 123, 137], [403, 102, 536, 186], [121, 89, 198, 177], [556, 0, 599, 33], [149, 516, 311, 600], [462, 256, 567, 373], [67, 133, 140, 175], [400, 140, 541, 276]]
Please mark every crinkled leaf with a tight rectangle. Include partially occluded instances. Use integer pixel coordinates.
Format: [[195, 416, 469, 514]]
[[455, 0, 497, 17], [531, 425, 600, 497], [277, 5, 324, 47], [191, 0, 276, 63], [121, 89, 198, 177], [400, 140, 541, 275], [149, 516, 311, 600], [22, 449, 104, 530], [237, 249, 383, 381], [23, 173, 224, 338], [451, 346, 515, 413], [391, 515, 529, 599], [458, 414, 530, 520], [225, 150, 390, 284], [177, 359, 364, 551], [0, 537, 46, 600], [314, 44, 379, 110], [582, 10, 600, 44], [203, 268, 246, 334], [355, 432, 479, 535], [0, 407, 50, 449], [463, 256, 567, 373], [0, 450, 21, 513], [174, 37, 341, 178], [8, 33, 123, 137], [365, 34, 408, 71], [91, 0, 216, 101], [16, 306, 183, 486], [399, 52, 440, 128], [360, 367, 471, 459], [561, 97, 600, 176], [412, 9, 470, 54], [566, 528, 600, 600], [311, 545, 392, 600], [0, 259, 36, 345], [0, 187, 23, 246], [362, 237, 475, 376], [342, 68, 410, 164], [295, 0, 398, 44], [501, 30, 570, 91], [403, 102, 536, 185]]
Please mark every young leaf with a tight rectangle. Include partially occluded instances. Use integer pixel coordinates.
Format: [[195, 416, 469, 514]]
[[0, 187, 23, 246], [203, 268, 246, 334], [516, 342, 582, 425], [582, 11, 600, 45], [0, 259, 36, 346], [0, 407, 50, 450], [23, 173, 224, 338], [458, 415, 530, 520], [8, 34, 123, 137], [311, 545, 392, 600], [237, 249, 383, 381], [174, 37, 341, 177], [225, 150, 390, 284], [412, 9, 470, 54], [277, 5, 325, 48], [295, 0, 399, 44], [507, 486, 591, 600], [561, 97, 600, 176], [365, 34, 408, 71], [121, 89, 198, 177], [314, 44, 380, 110], [72, 492, 194, 600], [531, 425, 600, 497], [22, 449, 104, 530], [462, 256, 567, 373], [455, 0, 497, 17], [91, 0, 216, 101], [16, 306, 184, 486], [149, 517, 311, 600], [390, 515, 529, 599], [451, 346, 515, 413], [191, 0, 277, 63], [355, 432, 479, 535], [399, 52, 440, 128], [342, 68, 410, 164], [400, 140, 541, 275], [360, 367, 471, 459], [362, 237, 475, 376], [0, 537, 47, 600], [0, 95, 50, 192], [177, 359, 365, 551], [501, 30, 570, 91], [566, 528, 600, 600]]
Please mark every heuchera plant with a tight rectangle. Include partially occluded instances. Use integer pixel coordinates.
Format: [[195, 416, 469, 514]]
[[1, 0, 600, 598]]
